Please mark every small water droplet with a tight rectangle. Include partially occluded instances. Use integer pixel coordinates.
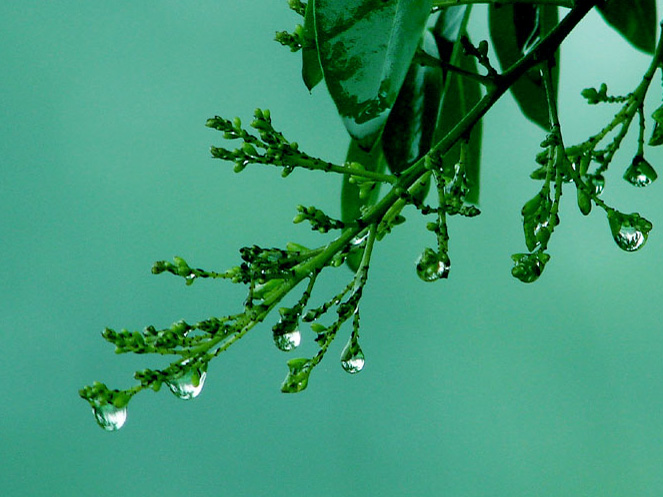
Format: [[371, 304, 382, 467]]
[[607, 211, 652, 252], [185, 273, 196, 285], [340, 336, 365, 374], [511, 252, 550, 283], [166, 368, 207, 400], [623, 156, 657, 187], [587, 174, 605, 195], [351, 233, 368, 247], [415, 248, 450, 282], [92, 404, 127, 432], [273, 329, 301, 352]]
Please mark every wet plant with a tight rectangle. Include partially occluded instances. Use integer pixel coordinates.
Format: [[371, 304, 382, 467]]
[[80, 0, 663, 430]]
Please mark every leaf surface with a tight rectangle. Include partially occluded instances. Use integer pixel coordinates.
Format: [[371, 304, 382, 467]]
[[302, 1, 323, 91], [382, 31, 443, 176], [597, 0, 657, 54], [488, 4, 559, 130], [313, 0, 433, 149]]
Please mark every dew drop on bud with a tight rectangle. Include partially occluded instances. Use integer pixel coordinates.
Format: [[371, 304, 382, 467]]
[[415, 248, 450, 282], [92, 404, 127, 432], [166, 368, 207, 400], [511, 253, 550, 283], [340, 335, 365, 374], [588, 174, 605, 195], [607, 211, 652, 252], [273, 329, 301, 352], [623, 156, 657, 187]]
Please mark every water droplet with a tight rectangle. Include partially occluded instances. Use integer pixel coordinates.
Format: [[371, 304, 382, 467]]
[[615, 225, 646, 250], [415, 248, 450, 282], [623, 156, 657, 187], [185, 273, 196, 285], [340, 336, 365, 374], [273, 329, 301, 352], [351, 233, 368, 247], [587, 174, 605, 195], [511, 252, 550, 283], [92, 404, 127, 432], [166, 368, 207, 400], [281, 358, 311, 393], [607, 211, 652, 252]]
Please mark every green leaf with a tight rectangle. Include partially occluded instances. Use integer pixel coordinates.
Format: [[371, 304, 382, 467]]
[[382, 30, 443, 176], [432, 9, 482, 205], [597, 0, 657, 54], [302, 0, 323, 91], [341, 139, 386, 271], [313, 0, 433, 149], [488, 4, 559, 130]]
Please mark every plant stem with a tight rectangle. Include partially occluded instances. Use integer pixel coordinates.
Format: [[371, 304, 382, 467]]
[[156, 0, 602, 374]]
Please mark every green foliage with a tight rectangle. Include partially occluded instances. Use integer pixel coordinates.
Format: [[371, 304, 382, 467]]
[[81, 0, 663, 431], [597, 0, 657, 54], [489, 2, 559, 130], [314, 0, 433, 148]]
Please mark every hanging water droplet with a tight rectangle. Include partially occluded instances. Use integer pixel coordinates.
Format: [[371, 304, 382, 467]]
[[623, 156, 657, 187], [185, 273, 197, 285], [166, 367, 207, 400], [273, 329, 301, 352], [615, 225, 646, 250], [415, 248, 450, 282], [340, 336, 365, 374], [587, 174, 605, 195], [92, 404, 127, 432], [607, 211, 653, 252], [511, 252, 550, 283]]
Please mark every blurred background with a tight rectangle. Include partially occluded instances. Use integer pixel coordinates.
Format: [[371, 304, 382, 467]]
[[2, 1, 663, 495]]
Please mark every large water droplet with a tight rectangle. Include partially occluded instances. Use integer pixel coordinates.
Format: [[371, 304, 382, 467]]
[[273, 329, 301, 352], [623, 156, 657, 187], [166, 368, 207, 400], [511, 252, 550, 283], [615, 225, 646, 251], [415, 248, 450, 282], [340, 336, 365, 374], [93, 404, 127, 431], [607, 211, 652, 252]]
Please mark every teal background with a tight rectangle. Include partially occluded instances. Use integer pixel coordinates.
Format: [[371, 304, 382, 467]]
[[2, 2, 663, 496]]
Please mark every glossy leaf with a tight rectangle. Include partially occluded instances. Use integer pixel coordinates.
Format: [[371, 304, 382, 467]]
[[313, 0, 433, 149], [432, 8, 482, 205], [382, 31, 443, 176], [341, 139, 387, 271], [302, 0, 323, 91], [597, 0, 657, 54], [489, 4, 559, 130]]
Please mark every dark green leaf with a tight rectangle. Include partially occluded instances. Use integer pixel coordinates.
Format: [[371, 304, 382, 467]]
[[313, 0, 433, 149], [597, 0, 657, 54], [341, 139, 386, 271], [382, 32, 443, 176], [302, 0, 323, 91], [488, 4, 559, 130], [432, 9, 482, 205]]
